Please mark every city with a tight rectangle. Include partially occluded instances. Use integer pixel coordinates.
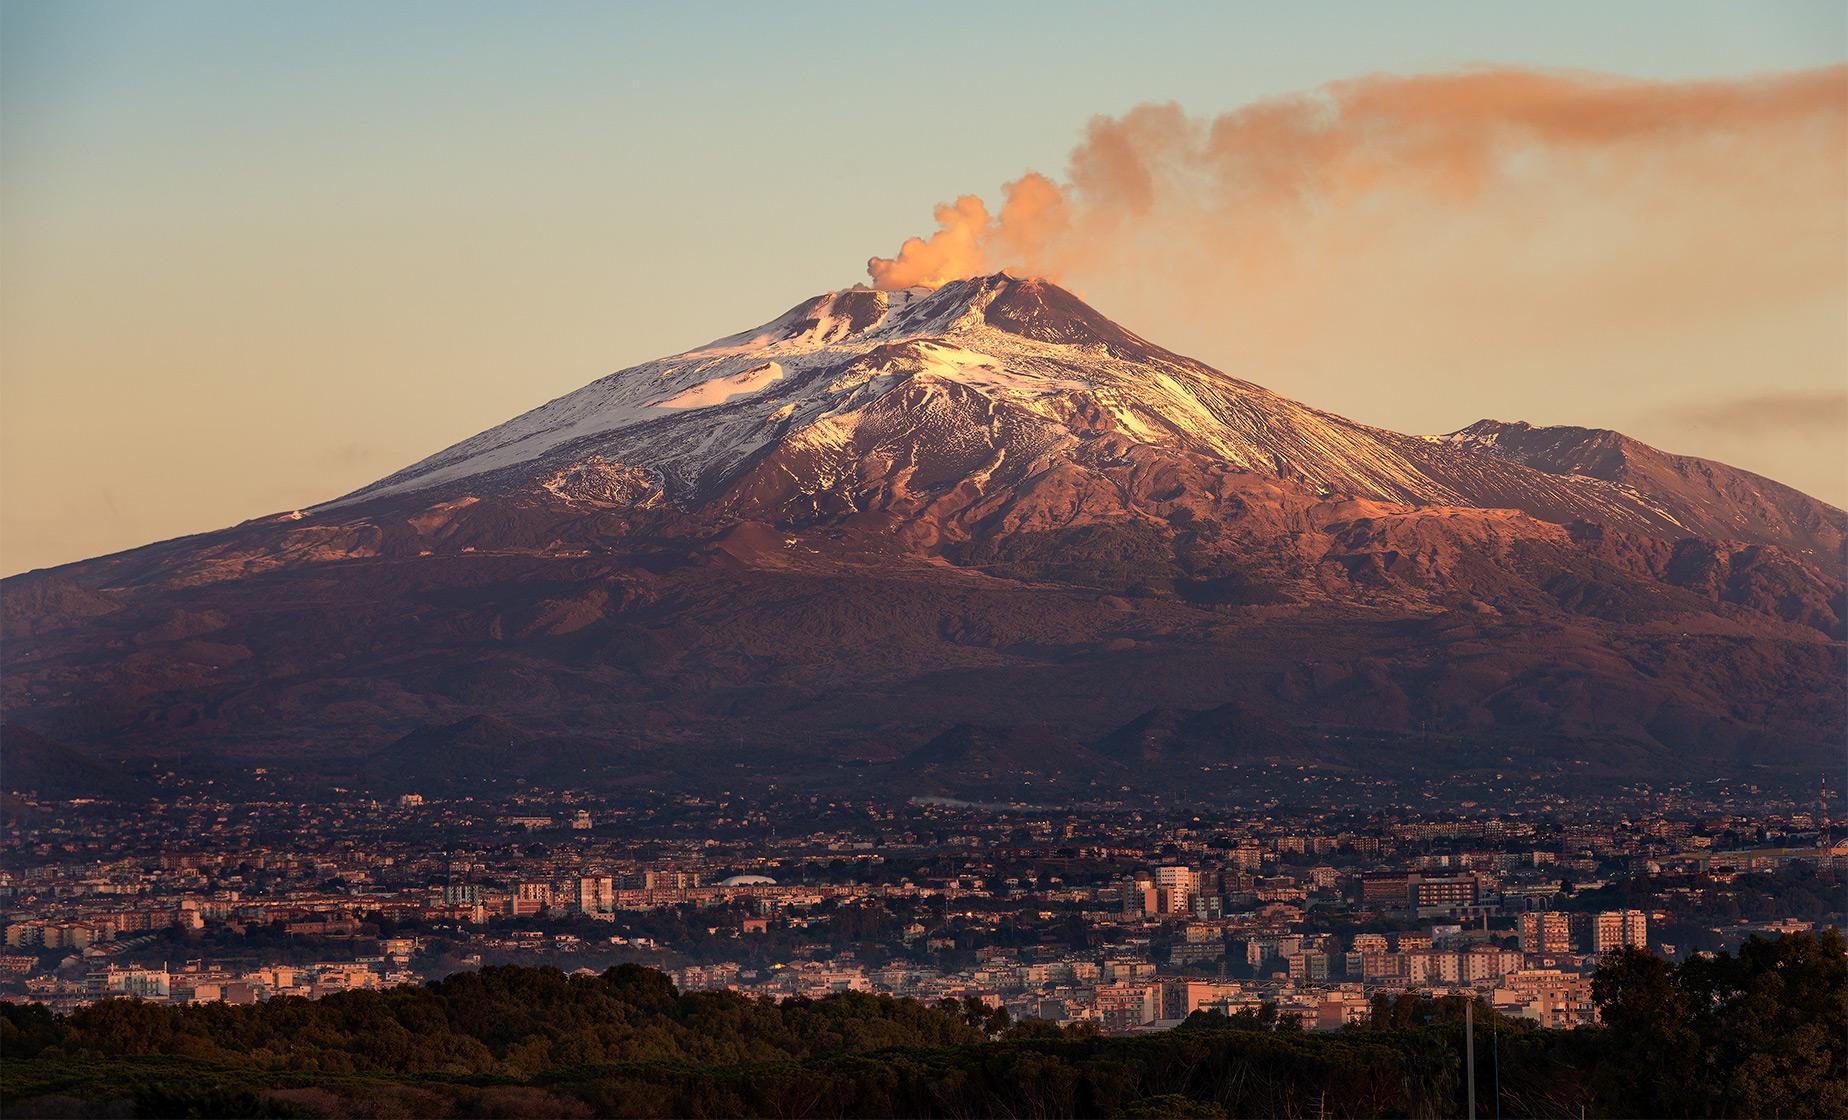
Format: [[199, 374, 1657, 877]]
[[5, 773, 1839, 1036], [5, 3, 1845, 1116]]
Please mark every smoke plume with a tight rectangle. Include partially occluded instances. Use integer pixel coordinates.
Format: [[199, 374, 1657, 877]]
[[867, 67, 1848, 293]]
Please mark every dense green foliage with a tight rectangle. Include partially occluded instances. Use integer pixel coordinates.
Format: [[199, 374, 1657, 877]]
[[2, 932, 1842, 1118], [1590, 928, 1848, 1118], [4, 964, 986, 1075]]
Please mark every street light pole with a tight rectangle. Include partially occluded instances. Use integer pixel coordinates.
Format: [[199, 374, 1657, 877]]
[[1465, 999, 1477, 1120]]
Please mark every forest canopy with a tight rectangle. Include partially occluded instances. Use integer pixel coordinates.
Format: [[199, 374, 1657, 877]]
[[2, 930, 1841, 1118]]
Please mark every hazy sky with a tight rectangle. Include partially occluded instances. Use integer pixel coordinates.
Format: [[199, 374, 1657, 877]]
[[4, 1, 1846, 575]]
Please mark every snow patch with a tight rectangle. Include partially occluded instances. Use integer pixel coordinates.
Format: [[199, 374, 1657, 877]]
[[655, 362, 784, 410]]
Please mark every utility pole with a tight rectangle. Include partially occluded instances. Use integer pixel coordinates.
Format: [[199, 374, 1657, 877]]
[[1465, 999, 1477, 1120], [1493, 1016, 1502, 1120]]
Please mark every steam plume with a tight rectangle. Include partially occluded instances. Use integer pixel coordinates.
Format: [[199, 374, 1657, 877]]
[[867, 66, 1848, 292]]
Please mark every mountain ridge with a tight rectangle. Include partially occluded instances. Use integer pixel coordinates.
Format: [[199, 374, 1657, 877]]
[[318, 274, 1842, 560], [2, 274, 1841, 798], [1444, 418, 1845, 559]]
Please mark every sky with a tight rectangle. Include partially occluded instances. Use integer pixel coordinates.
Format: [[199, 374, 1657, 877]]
[[3, 1, 1845, 575]]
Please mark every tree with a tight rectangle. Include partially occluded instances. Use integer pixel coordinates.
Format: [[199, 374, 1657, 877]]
[[1591, 930, 1848, 1118]]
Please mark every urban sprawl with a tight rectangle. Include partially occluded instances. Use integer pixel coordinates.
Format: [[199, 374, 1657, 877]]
[[4, 772, 1840, 1035]]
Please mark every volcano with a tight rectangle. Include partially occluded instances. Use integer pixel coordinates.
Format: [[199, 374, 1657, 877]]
[[4, 275, 1843, 798]]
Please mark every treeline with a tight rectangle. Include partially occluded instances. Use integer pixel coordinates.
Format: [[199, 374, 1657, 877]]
[[1570, 862, 1845, 925], [2, 931, 1842, 1118]]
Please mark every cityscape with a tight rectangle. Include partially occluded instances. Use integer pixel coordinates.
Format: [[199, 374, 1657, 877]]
[[5, 775, 1840, 1036], [4, 2, 1845, 1117]]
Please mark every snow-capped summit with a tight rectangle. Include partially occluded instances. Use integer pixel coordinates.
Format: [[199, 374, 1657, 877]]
[[331, 271, 1436, 509], [331, 273, 1185, 508], [326, 274, 1842, 558]]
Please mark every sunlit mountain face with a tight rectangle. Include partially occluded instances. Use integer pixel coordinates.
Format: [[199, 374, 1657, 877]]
[[3, 276, 1842, 799]]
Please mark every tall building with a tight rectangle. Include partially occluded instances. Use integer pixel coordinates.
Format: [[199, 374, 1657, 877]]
[[1096, 981, 1161, 1033], [1411, 874, 1479, 910], [1287, 952, 1330, 982], [1821, 773, 1832, 848], [576, 874, 615, 916], [1162, 979, 1235, 1020], [1122, 873, 1156, 916], [1227, 846, 1264, 871], [1360, 872, 1411, 904], [1519, 911, 1572, 954], [1462, 944, 1523, 985], [1146, 865, 1195, 915], [1412, 948, 1464, 984], [441, 883, 480, 906], [508, 880, 554, 917], [1496, 968, 1596, 1029], [1623, 910, 1647, 951], [1592, 910, 1647, 954]]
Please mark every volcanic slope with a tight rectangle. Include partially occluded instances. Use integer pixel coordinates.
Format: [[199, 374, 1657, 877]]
[[3, 275, 1842, 797]]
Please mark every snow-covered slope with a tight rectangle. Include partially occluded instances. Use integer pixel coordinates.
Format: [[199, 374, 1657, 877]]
[[334, 275, 1448, 506], [331, 274, 1844, 556]]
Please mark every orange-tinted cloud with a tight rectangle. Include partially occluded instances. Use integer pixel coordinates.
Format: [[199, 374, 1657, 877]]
[[866, 66, 1848, 291], [864, 195, 991, 291]]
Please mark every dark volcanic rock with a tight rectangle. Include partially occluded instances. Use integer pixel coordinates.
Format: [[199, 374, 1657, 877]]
[[0, 726, 139, 800], [2, 276, 1842, 797]]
